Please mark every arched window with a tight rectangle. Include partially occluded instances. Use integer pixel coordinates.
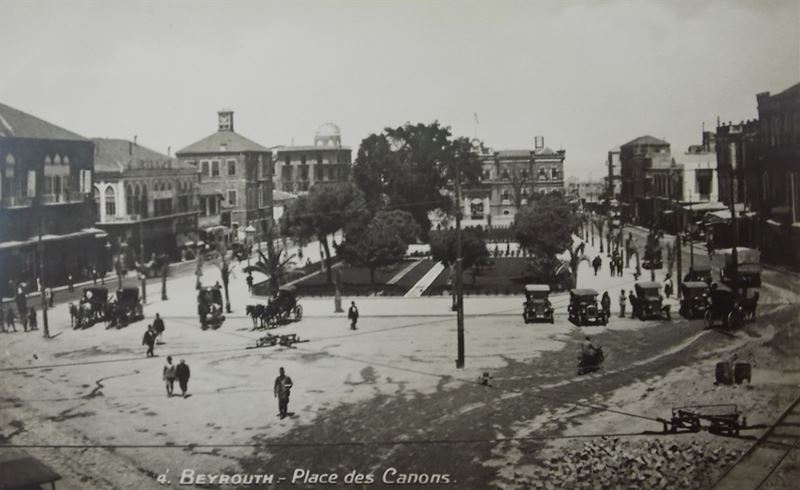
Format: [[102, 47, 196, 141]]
[[44, 155, 52, 166], [63, 155, 70, 165], [93, 186, 101, 217], [54, 154, 61, 165], [105, 187, 116, 216], [126, 184, 135, 216], [5, 154, 15, 177]]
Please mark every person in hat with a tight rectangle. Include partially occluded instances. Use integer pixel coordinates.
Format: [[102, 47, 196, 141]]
[[347, 301, 359, 330], [273, 367, 294, 418], [176, 359, 191, 398]]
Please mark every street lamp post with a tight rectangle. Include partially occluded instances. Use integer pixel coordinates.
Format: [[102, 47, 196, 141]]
[[37, 206, 50, 339], [244, 224, 256, 292]]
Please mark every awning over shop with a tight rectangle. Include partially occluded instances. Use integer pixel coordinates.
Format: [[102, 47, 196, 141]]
[[683, 201, 728, 213], [0, 228, 104, 251], [705, 209, 757, 221]]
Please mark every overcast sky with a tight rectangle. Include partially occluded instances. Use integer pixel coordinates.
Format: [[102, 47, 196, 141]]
[[2, 0, 798, 178]]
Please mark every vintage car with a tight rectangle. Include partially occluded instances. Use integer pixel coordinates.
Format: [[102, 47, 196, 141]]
[[197, 286, 225, 329], [720, 247, 761, 288], [70, 287, 110, 328], [642, 237, 664, 270], [522, 284, 554, 324], [683, 264, 713, 285], [633, 282, 671, 320], [109, 288, 144, 327], [568, 289, 607, 326], [705, 287, 745, 330], [679, 281, 709, 319]]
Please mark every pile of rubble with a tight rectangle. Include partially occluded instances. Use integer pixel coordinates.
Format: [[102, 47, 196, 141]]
[[526, 437, 740, 489]]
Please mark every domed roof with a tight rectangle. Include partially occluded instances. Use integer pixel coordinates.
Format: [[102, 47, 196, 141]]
[[315, 122, 341, 139]]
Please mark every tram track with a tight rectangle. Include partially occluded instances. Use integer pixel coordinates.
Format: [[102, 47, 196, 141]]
[[710, 391, 800, 489]]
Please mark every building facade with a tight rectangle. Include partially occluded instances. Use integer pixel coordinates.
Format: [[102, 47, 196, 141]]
[[606, 147, 622, 200], [462, 137, 565, 224], [176, 110, 273, 243], [754, 83, 800, 263], [0, 103, 99, 295], [273, 123, 352, 194], [618, 135, 671, 225], [92, 138, 200, 262]]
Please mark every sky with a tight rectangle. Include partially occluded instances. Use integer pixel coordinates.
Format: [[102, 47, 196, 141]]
[[1, 0, 798, 179]]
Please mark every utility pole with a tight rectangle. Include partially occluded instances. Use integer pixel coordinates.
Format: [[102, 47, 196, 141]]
[[38, 204, 50, 338], [455, 152, 465, 369]]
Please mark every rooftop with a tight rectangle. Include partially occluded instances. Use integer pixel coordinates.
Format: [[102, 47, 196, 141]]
[[177, 130, 269, 155], [275, 145, 351, 152], [621, 135, 670, 148], [92, 138, 195, 174], [0, 102, 86, 141]]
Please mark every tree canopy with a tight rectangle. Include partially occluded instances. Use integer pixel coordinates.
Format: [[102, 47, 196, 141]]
[[336, 210, 418, 285], [514, 194, 579, 257], [353, 122, 482, 234], [280, 182, 367, 283], [429, 229, 489, 271]]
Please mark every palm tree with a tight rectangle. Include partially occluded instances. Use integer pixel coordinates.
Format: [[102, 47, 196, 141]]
[[243, 241, 296, 294]]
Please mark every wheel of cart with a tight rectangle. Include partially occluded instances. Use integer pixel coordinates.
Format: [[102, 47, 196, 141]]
[[293, 304, 303, 321]]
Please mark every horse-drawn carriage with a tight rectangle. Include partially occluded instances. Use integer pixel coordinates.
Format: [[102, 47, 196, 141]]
[[679, 281, 708, 319], [522, 284, 554, 324], [704, 286, 745, 330], [632, 282, 671, 320], [198, 286, 225, 329], [107, 288, 144, 328], [70, 287, 109, 329], [246, 287, 303, 329], [568, 289, 608, 326]]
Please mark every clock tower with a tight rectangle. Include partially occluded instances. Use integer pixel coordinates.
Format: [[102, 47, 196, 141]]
[[218, 109, 234, 132]]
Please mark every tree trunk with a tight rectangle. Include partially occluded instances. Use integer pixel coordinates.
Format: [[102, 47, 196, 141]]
[[369, 266, 376, 286], [321, 235, 333, 284], [222, 268, 232, 313], [569, 248, 580, 289], [161, 265, 168, 300]]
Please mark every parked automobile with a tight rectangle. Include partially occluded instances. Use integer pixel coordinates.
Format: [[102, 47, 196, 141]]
[[633, 282, 671, 320], [568, 289, 607, 326], [70, 287, 110, 328], [683, 263, 712, 285], [720, 247, 761, 288], [109, 288, 144, 327], [522, 284, 554, 324], [679, 281, 709, 319], [197, 286, 225, 329]]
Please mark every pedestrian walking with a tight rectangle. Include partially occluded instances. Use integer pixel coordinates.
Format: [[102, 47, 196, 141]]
[[28, 307, 37, 331], [601, 291, 611, 318], [664, 274, 674, 299], [68, 274, 74, 292], [592, 256, 602, 276], [153, 313, 165, 342], [618, 290, 627, 318], [6, 309, 17, 333], [274, 367, 294, 418], [629, 292, 637, 318], [163, 356, 176, 397], [176, 359, 191, 397], [609, 259, 616, 277], [142, 325, 156, 357], [616, 256, 624, 277], [706, 236, 714, 258], [348, 301, 359, 330], [46, 287, 54, 307], [92, 267, 98, 285]]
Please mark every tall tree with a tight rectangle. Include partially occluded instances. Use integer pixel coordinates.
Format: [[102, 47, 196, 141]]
[[280, 182, 367, 284], [353, 123, 481, 235], [337, 210, 419, 285], [515, 195, 583, 288], [430, 229, 489, 285], [243, 229, 296, 293]]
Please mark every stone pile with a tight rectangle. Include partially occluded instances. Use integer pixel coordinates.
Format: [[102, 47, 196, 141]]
[[524, 437, 740, 489]]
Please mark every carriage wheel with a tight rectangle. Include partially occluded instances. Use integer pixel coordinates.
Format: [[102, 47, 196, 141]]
[[294, 305, 303, 321], [726, 312, 737, 330]]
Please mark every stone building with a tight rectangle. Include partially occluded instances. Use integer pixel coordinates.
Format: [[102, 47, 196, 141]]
[[0, 102, 99, 295], [753, 83, 800, 263], [92, 138, 200, 261], [461, 137, 565, 224], [176, 110, 273, 244], [273, 123, 352, 194], [618, 135, 671, 225], [605, 147, 622, 200]]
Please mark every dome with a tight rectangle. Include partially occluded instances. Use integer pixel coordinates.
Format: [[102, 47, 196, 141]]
[[315, 122, 341, 139], [314, 122, 342, 147]]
